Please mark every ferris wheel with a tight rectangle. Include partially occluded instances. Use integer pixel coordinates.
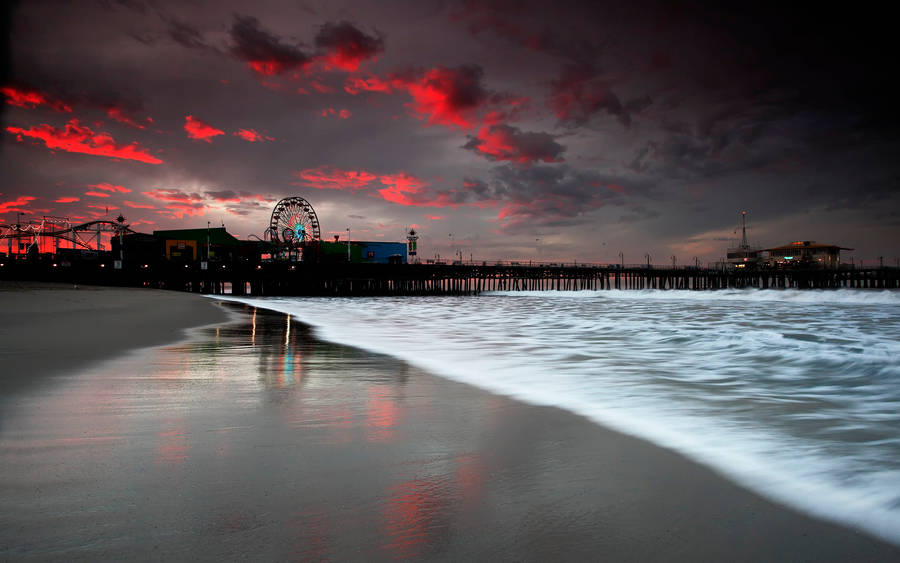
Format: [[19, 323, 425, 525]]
[[267, 197, 321, 244]]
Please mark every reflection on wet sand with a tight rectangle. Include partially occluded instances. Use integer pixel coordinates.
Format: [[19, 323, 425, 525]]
[[0, 304, 492, 560]]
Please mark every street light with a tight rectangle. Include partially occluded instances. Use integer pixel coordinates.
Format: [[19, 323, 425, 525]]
[[346, 227, 351, 262], [645, 253, 651, 268], [618, 251, 624, 268]]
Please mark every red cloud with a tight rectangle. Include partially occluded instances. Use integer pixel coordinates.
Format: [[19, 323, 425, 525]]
[[311, 81, 334, 94], [425, 214, 445, 220], [344, 74, 393, 94], [84, 191, 111, 198], [106, 106, 153, 129], [345, 66, 507, 131], [184, 115, 225, 142], [162, 203, 206, 218], [396, 66, 487, 129], [464, 124, 565, 163], [294, 165, 377, 190], [313, 21, 384, 72], [295, 165, 491, 208], [320, 108, 352, 119], [55, 197, 80, 203], [376, 173, 454, 206], [1, 85, 72, 112], [0, 196, 37, 214], [5, 120, 163, 164], [234, 128, 274, 142], [124, 200, 155, 209], [88, 182, 131, 193]]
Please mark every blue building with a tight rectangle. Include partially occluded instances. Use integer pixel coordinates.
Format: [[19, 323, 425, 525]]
[[318, 240, 407, 264], [357, 241, 407, 264]]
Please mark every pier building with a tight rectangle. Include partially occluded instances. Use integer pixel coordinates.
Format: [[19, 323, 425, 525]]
[[762, 241, 852, 269]]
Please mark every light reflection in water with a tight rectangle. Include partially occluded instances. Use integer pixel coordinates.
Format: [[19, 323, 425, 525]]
[[366, 387, 401, 443]]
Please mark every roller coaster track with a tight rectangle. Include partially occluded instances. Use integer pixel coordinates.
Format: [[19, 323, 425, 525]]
[[0, 218, 134, 251]]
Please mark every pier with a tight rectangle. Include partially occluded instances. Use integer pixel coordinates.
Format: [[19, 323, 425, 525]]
[[3, 259, 897, 296]]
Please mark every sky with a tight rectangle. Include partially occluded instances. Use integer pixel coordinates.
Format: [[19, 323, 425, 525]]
[[1, 0, 898, 265]]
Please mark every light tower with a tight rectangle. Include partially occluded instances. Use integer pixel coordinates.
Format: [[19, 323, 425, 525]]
[[407, 229, 418, 263]]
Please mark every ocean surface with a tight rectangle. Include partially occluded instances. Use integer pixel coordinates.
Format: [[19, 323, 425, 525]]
[[220, 289, 900, 545]]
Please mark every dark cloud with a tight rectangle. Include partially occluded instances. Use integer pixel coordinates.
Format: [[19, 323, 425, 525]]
[[314, 21, 384, 71], [229, 14, 311, 76], [451, 0, 606, 70], [162, 14, 212, 50], [549, 66, 651, 128], [463, 124, 565, 163]]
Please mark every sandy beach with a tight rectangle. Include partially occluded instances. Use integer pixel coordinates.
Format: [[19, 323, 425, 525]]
[[0, 282, 229, 394], [1, 287, 898, 561]]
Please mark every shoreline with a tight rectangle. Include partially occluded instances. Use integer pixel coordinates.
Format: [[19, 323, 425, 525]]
[[1, 288, 898, 559]]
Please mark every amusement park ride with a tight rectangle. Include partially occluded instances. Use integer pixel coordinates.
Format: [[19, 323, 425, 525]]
[[264, 197, 321, 260], [0, 213, 133, 256]]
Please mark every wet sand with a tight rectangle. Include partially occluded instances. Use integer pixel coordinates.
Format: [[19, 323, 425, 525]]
[[1, 290, 898, 560]]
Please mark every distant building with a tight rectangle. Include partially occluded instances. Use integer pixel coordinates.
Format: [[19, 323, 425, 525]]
[[153, 228, 240, 263], [726, 211, 763, 269], [763, 241, 853, 269]]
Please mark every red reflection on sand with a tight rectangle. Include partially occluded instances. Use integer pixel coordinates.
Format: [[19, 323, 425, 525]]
[[366, 388, 400, 443], [292, 508, 331, 560], [455, 453, 486, 506], [382, 479, 439, 558], [157, 426, 189, 464]]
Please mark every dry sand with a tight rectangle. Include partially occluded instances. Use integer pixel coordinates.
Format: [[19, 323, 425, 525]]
[[0, 281, 228, 393], [1, 287, 898, 560]]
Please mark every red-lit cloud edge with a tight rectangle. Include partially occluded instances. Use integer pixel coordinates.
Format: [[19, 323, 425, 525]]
[[294, 165, 490, 210], [6, 120, 163, 164]]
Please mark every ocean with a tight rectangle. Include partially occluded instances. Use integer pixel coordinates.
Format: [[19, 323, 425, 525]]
[[220, 289, 900, 545]]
